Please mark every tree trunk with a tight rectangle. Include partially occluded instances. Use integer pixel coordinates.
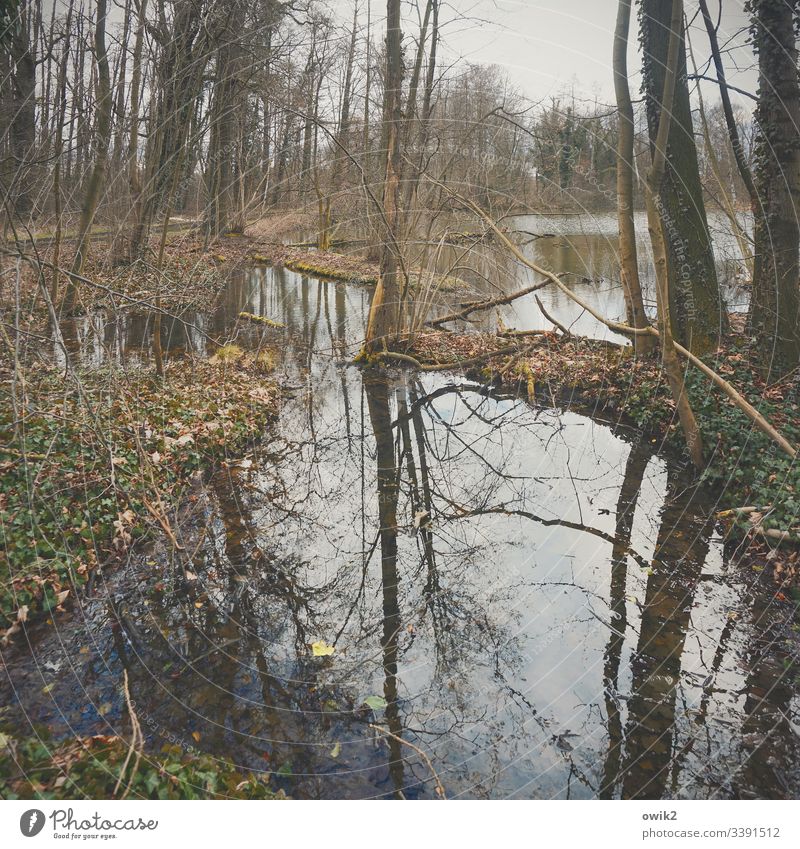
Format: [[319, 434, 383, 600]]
[[205, 0, 247, 238], [65, 0, 112, 306], [748, 0, 800, 379], [644, 0, 704, 468], [640, 0, 725, 354], [363, 0, 404, 353], [9, 2, 37, 217], [613, 0, 653, 354], [50, 0, 75, 304]]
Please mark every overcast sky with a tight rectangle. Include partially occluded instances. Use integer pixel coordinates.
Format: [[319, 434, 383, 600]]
[[324, 0, 756, 109]]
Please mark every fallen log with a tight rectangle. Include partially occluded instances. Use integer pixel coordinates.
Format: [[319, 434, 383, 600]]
[[238, 311, 286, 329]]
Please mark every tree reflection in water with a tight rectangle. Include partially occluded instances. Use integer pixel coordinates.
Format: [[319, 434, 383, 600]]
[[6, 267, 798, 800]]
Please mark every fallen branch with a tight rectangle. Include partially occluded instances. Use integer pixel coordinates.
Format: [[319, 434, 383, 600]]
[[716, 506, 759, 518], [238, 311, 286, 329], [0, 445, 50, 461], [427, 280, 548, 328], [142, 496, 185, 551], [427, 180, 797, 459], [752, 526, 800, 544], [113, 669, 144, 799]]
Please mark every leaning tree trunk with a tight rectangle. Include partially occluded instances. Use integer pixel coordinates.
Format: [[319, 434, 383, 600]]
[[613, 0, 653, 354], [363, 0, 404, 353], [747, 0, 800, 380], [65, 0, 112, 307], [640, 0, 725, 354]]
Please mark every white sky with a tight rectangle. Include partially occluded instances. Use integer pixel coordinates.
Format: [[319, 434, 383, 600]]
[[324, 0, 756, 109]]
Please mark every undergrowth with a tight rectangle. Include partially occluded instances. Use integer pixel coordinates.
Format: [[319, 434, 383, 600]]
[[0, 356, 279, 634], [0, 728, 281, 800]]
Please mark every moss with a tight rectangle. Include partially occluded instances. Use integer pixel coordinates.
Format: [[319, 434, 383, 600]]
[[238, 311, 286, 329], [285, 258, 377, 286], [210, 344, 244, 363]]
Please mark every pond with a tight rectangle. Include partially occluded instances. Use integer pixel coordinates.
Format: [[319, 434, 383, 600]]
[[4, 220, 798, 800]]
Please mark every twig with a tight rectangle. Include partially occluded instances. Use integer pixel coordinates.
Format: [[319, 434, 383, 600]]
[[369, 723, 446, 799], [114, 669, 144, 799], [535, 294, 571, 337], [142, 496, 185, 551]]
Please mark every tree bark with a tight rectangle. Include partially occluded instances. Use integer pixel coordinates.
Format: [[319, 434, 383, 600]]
[[8, 1, 37, 217], [747, 0, 800, 379], [640, 0, 725, 354]]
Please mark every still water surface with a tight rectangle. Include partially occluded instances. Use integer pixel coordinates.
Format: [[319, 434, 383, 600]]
[[4, 219, 798, 800]]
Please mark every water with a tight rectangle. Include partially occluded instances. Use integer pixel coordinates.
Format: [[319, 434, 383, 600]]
[[4, 220, 799, 800], [417, 211, 751, 342]]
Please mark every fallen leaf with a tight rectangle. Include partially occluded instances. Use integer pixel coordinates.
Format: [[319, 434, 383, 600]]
[[311, 640, 335, 657], [330, 741, 341, 758], [363, 695, 387, 711]]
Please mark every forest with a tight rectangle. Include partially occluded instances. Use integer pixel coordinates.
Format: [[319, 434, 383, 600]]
[[1, 0, 800, 802]]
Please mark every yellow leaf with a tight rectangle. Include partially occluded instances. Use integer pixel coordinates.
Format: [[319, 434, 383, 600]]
[[311, 640, 335, 657], [330, 741, 341, 758], [191, 731, 201, 743]]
